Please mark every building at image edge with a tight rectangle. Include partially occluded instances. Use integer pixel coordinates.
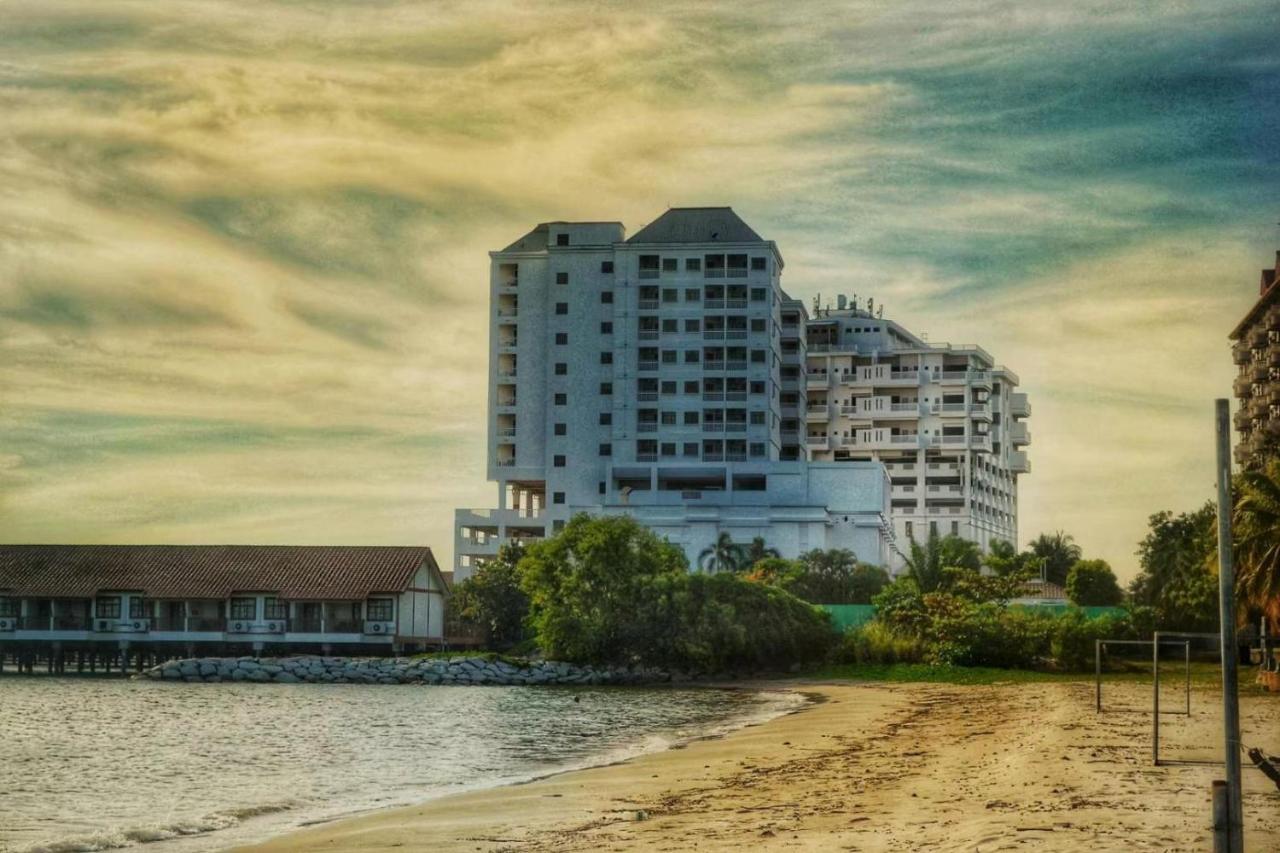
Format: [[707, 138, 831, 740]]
[[454, 208, 1030, 578]]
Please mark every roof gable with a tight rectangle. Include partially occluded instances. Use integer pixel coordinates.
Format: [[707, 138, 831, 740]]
[[626, 207, 764, 245]]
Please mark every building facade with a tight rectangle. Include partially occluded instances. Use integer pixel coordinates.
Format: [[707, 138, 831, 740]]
[[0, 545, 449, 657], [1230, 250, 1280, 470], [454, 209, 892, 578], [797, 300, 1031, 568]]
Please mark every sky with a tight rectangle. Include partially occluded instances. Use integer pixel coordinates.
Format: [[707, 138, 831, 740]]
[[1, 1, 1278, 581]]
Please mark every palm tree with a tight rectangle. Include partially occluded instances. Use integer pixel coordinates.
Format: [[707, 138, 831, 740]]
[[1233, 460, 1280, 620], [743, 536, 780, 568], [1029, 530, 1083, 587], [698, 532, 746, 574]]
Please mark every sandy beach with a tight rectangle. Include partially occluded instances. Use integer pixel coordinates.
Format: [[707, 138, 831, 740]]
[[236, 680, 1278, 852]]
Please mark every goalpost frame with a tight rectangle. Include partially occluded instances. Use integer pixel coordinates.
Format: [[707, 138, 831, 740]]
[[1093, 637, 1190, 718]]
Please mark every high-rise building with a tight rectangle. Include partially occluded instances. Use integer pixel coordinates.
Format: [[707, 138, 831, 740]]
[[798, 302, 1030, 569], [1229, 249, 1280, 469], [453, 209, 893, 579]]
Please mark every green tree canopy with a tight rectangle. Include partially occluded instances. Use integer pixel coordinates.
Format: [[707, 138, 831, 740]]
[[904, 531, 981, 593], [1029, 531, 1083, 586], [447, 542, 530, 649], [697, 531, 747, 574], [747, 549, 889, 604], [1064, 559, 1123, 607], [1233, 460, 1280, 620], [1129, 503, 1219, 632]]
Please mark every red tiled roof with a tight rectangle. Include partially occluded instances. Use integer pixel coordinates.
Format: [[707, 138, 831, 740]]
[[0, 545, 439, 601]]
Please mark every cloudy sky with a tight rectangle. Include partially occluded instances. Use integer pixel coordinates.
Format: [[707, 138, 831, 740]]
[[2, 1, 1278, 579]]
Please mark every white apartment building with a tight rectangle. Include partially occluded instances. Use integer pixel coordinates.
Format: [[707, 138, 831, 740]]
[[795, 297, 1031, 569], [453, 209, 893, 579]]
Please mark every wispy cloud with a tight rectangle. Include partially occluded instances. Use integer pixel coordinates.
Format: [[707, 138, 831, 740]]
[[1, 0, 1277, 575]]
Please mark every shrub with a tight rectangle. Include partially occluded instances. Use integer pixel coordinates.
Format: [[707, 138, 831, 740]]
[[836, 621, 927, 665], [1049, 610, 1133, 670], [448, 543, 530, 650], [1065, 559, 1124, 606]]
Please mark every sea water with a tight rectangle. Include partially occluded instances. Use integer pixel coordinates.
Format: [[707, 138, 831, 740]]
[[0, 677, 801, 852]]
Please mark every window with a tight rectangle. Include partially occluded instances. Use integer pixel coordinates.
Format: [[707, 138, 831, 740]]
[[684, 380, 699, 394], [685, 288, 701, 301], [750, 381, 765, 395], [930, 521, 938, 537], [555, 272, 569, 285], [751, 318, 766, 332], [727, 254, 748, 277], [555, 332, 568, 345], [638, 255, 659, 278], [662, 350, 677, 363], [662, 288, 678, 303], [600, 291, 613, 304], [951, 521, 959, 536], [661, 380, 677, 395], [662, 318, 678, 333], [129, 597, 148, 619], [555, 302, 568, 315], [683, 442, 699, 457], [661, 411, 677, 425], [600, 321, 613, 334], [751, 349, 766, 363], [750, 442, 766, 457], [751, 287, 767, 301], [600, 352, 613, 365], [685, 350, 700, 363], [554, 362, 567, 375], [599, 412, 612, 425], [905, 521, 913, 540], [599, 443, 612, 457], [366, 598, 394, 621], [662, 257, 678, 272], [264, 597, 288, 620], [705, 254, 725, 277], [554, 454, 566, 467], [554, 393, 567, 405], [553, 520, 566, 532], [601, 261, 614, 273], [685, 258, 702, 272], [554, 423, 566, 436], [685, 319, 701, 332], [0, 597, 14, 618], [556, 233, 570, 246], [229, 597, 256, 621], [750, 411, 765, 425], [600, 382, 613, 395], [751, 256, 767, 271], [661, 442, 677, 456], [95, 596, 121, 619], [684, 411, 700, 424], [599, 481, 607, 495], [553, 492, 565, 505]]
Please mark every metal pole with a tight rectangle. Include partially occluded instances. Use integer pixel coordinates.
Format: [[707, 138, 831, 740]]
[[1214, 398, 1244, 852], [1153, 630, 1161, 766], [1212, 780, 1230, 853], [1095, 640, 1102, 712], [1185, 640, 1191, 717]]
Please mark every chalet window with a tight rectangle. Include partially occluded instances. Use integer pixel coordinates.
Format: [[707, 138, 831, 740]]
[[751, 256, 767, 271], [638, 255, 660, 278], [95, 596, 121, 619], [229, 598, 256, 620], [685, 319, 701, 332], [264, 597, 288, 620], [662, 258, 678, 272], [129, 598, 149, 619], [751, 287, 767, 301], [727, 254, 748, 277], [685, 258, 701, 272], [0, 597, 15, 618], [601, 261, 614, 273], [366, 598, 394, 621]]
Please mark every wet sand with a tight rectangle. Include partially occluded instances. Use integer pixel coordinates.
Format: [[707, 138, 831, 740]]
[[235, 680, 1278, 852]]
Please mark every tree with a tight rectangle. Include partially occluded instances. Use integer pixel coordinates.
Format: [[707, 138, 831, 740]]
[[742, 536, 780, 568], [1129, 503, 1219, 631], [1233, 460, 1280, 620], [904, 531, 981, 593], [698, 531, 747, 574], [983, 539, 1023, 576], [1065, 559, 1123, 607], [448, 543, 530, 649], [771, 549, 890, 604], [520, 514, 689, 663], [1029, 531, 1083, 586]]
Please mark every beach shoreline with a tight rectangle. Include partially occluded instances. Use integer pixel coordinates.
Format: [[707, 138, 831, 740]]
[[232, 679, 1277, 853]]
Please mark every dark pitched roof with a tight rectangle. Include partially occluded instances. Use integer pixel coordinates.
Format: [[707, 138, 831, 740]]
[[626, 207, 764, 245], [501, 224, 549, 253], [0, 545, 440, 600]]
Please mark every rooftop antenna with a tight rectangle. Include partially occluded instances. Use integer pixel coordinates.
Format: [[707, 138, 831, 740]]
[[812, 294, 820, 315], [877, 304, 884, 319], [868, 297, 875, 316]]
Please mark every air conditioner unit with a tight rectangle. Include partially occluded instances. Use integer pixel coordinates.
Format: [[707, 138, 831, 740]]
[[363, 621, 395, 636], [128, 619, 150, 633], [265, 621, 284, 633], [96, 619, 113, 632], [0, 618, 15, 632], [229, 621, 247, 633]]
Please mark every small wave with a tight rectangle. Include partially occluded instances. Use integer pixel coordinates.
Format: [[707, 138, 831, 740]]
[[16, 803, 297, 853]]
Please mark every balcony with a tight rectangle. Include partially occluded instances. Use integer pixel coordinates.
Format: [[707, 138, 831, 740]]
[[1009, 422, 1030, 445], [1009, 450, 1031, 474], [806, 371, 833, 387], [1009, 393, 1031, 418], [495, 459, 517, 467], [933, 402, 968, 417], [806, 405, 830, 421], [495, 308, 518, 318], [806, 435, 832, 451]]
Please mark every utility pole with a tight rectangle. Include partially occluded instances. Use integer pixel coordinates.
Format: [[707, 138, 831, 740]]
[[1213, 399, 1244, 852]]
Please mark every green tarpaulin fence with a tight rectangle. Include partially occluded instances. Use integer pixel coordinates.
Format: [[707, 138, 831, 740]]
[[818, 603, 1126, 632]]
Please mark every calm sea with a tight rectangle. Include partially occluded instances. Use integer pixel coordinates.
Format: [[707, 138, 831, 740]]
[[0, 677, 801, 853]]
